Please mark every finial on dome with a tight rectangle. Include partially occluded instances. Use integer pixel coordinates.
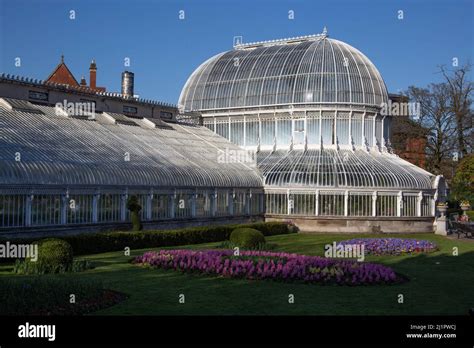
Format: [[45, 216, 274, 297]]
[[322, 26, 328, 36], [60, 54, 64, 63]]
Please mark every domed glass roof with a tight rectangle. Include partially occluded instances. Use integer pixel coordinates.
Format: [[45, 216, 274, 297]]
[[179, 34, 389, 111], [258, 149, 434, 189]]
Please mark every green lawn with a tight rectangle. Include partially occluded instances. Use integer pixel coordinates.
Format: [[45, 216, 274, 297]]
[[1, 233, 473, 315]]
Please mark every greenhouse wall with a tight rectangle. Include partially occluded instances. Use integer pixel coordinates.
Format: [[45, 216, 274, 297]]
[[0, 189, 265, 231]]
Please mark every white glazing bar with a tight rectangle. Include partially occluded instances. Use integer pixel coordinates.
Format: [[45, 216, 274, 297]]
[[348, 111, 352, 146], [373, 115, 377, 148], [304, 111, 308, 142], [372, 191, 377, 217], [319, 109, 322, 146], [211, 190, 217, 217], [228, 190, 234, 215], [258, 114, 262, 145], [20, 195, 29, 227], [120, 193, 127, 222], [315, 190, 319, 216], [380, 115, 386, 149], [60, 195, 67, 225], [243, 116, 246, 146], [169, 194, 176, 219], [416, 191, 422, 217], [344, 190, 348, 216], [397, 191, 402, 217], [147, 193, 153, 220], [92, 194, 99, 223], [361, 112, 366, 147], [274, 114, 278, 148], [287, 189, 291, 215], [246, 191, 251, 215], [191, 192, 197, 218]]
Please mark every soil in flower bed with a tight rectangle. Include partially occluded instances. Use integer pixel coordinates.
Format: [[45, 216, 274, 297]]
[[0, 278, 128, 316], [134, 249, 404, 286], [338, 238, 438, 256], [28, 290, 128, 316]]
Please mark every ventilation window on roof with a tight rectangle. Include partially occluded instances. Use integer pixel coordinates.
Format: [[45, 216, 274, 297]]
[[160, 111, 173, 120], [69, 113, 96, 121], [103, 112, 139, 126], [28, 90, 49, 102], [0, 98, 44, 114], [123, 105, 138, 115], [143, 117, 174, 130]]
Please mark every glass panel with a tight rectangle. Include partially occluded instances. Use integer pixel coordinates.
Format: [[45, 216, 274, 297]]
[[67, 195, 94, 224], [0, 194, 26, 227], [98, 194, 121, 222], [293, 119, 305, 145], [376, 195, 397, 217], [31, 195, 62, 226]]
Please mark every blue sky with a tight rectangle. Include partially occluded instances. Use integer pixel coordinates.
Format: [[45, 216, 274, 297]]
[[0, 0, 472, 104]]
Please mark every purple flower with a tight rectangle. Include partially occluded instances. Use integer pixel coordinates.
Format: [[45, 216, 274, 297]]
[[337, 238, 437, 256], [133, 249, 400, 285]]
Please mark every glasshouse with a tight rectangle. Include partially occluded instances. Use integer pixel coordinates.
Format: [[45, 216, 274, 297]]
[[0, 30, 446, 234], [0, 92, 264, 232], [179, 31, 445, 232]]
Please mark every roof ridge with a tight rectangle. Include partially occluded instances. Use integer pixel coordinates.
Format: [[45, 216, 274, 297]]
[[0, 73, 178, 108], [234, 31, 328, 50], [45, 57, 80, 86]]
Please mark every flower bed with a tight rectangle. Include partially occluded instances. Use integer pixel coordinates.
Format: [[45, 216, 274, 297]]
[[0, 278, 127, 315], [338, 238, 437, 256], [134, 249, 400, 285]]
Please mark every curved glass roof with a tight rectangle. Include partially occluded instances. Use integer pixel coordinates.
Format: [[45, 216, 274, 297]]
[[180, 35, 389, 111], [258, 149, 434, 189], [0, 102, 262, 189]]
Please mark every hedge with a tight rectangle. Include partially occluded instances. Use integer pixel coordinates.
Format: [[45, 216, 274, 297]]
[[0, 222, 293, 257], [229, 228, 266, 248], [466, 210, 474, 220]]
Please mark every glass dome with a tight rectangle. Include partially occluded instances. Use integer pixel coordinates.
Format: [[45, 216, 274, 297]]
[[179, 33, 389, 111]]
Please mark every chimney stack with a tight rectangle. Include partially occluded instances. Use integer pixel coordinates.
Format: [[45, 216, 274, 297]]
[[80, 76, 87, 86], [89, 59, 97, 90], [121, 71, 134, 98]]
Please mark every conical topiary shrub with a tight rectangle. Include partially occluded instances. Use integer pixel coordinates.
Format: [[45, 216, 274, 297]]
[[127, 195, 143, 231]]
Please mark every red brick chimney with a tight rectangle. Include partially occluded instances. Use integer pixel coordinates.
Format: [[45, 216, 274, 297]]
[[89, 59, 97, 90]]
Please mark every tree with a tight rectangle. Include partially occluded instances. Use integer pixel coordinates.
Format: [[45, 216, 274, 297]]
[[439, 64, 473, 157], [449, 154, 474, 203], [406, 84, 457, 175]]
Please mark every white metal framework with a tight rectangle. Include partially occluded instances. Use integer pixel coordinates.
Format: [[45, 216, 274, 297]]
[[0, 99, 264, 229], [179, 34, 388, 111], [179, 32, 441, 219]]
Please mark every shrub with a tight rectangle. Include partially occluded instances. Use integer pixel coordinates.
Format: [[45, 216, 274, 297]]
[[466, 210, 474, 220], [230, 228, 266, 248], [1, 222, 294, 257], [218, 240, 276, 251], [37, 238, 74, 266], [127, 195, 143, 231], [14, 238, 74, 274], [13, 259, 93, 275], [0, 277, 125, 315]]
